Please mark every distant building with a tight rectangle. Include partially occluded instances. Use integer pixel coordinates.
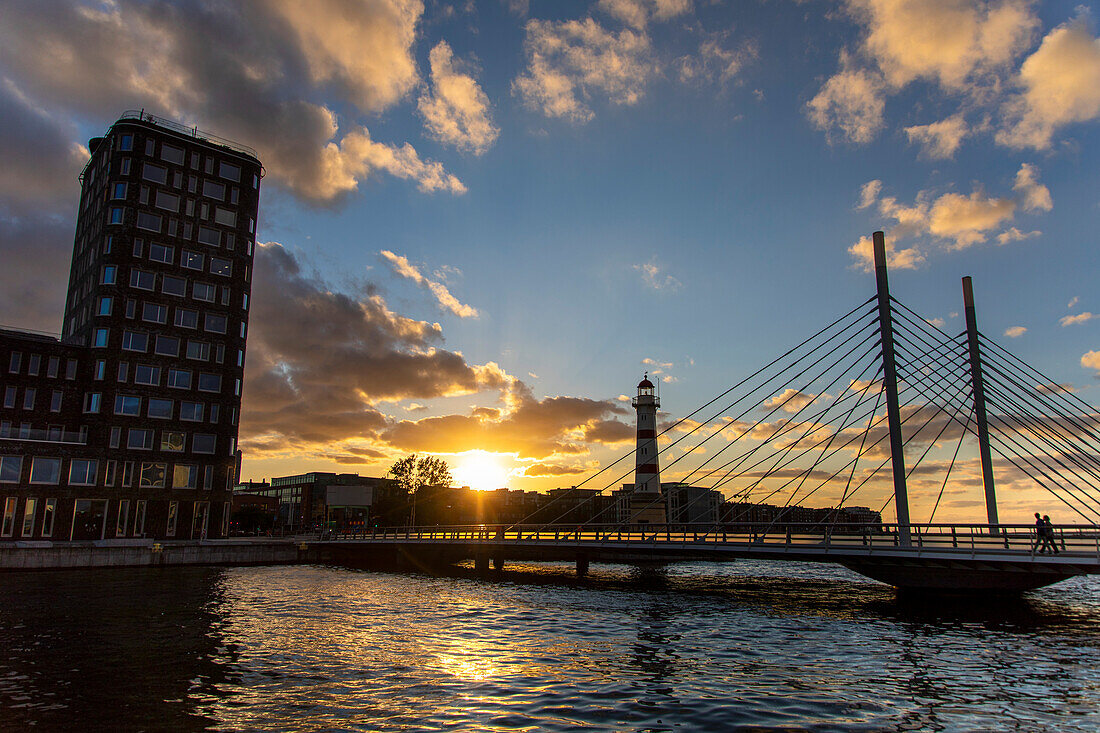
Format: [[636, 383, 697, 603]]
[[1, 111, 261, 542], [236, 472, 405, 532]]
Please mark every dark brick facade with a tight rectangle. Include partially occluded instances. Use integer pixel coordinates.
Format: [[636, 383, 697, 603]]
[[0, 112, 261, 541]]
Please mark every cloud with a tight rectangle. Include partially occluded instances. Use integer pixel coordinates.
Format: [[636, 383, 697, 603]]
[[0, 0, 464, 204], [1012, 162, 1053, 212], [997, 19, 1100, 149], [522, 462, 592, 477], [381, 383, 632, 459], [1035, 382, 1075, 395], [634, 259, 682, 291], [848, 233, 925, 271], [1060, 312, 1097, 327], [904, 114, 969, 159], [806, 52, 886, 144], [1080, 350, 1100, 375], [0, 214, 73, 332], [857, 180, 883, 209], [1069, 296, 1080, 308], [849, 0, 1038, 91], [381, 250, 479, 318], [418, 41, 499, 155], [513, 17, 654, 123], [1004, 326, 1027, 337], [241, 243, 506, 451], [0, 80, 86, 211], [927, 189, 1016, 248], [501, 0, 529, 16], [761, 389, 817, 414], [996, 227, 1040, 244], [676, 33, 756, 86], [598, 0, 691, 30]]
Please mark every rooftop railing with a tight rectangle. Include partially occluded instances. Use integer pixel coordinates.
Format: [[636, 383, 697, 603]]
[[117, 110, 259, 160]]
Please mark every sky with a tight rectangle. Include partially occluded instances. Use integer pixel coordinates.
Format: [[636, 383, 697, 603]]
[[1, 0, 1099, 522]]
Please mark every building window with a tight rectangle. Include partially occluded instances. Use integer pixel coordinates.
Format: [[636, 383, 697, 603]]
[[128, 429, 154, 451], [42, 498, 56, 537], [154, 335, 180, 357], [139, 462, 166, 488], [161, 143, 185, 165], [136, 212, 162, 233], [93, 328, 109, 347], [119, 133, 133, 151], [242, 293, 249, 311], [126, 299, 137, 318], [122, 461, 134, 487], [220, 161, 241, 182], [204, 314, 227, 334], [97, 296, 113, 316], [149, 243, 174, 263], [116, 499, 130, 537], [161, 431, 185, 452], [182, 251, 203, 270], [21, 498, 37, 537], [155, 190, 180, 212], [134, 364, 160, 386], [65, 359, 77, 380], [205, 466, 215, 491], [193, 282, 216, 302], [142, 162, 167, 185], [167, 368, 192, 389], [1, 498, 14, 537], [186, 341, 210, 361], [0, 456, 22, 482], [174, 308, 198, 329], [117, 362, 129, 381], [197, 226, 220, 247], [133, 238, 145, 257], [2, 386, 15, 409], [166, 501, 178, 537], [103, 235, 114, 254], [197, 373, 221, 393], [84, 392, 102, 414], [109, 426, 121, 448], [114, 395, 141, 416], [120, 158, 131, 175], [47, 357, 59, 378], [214, 208, 236, 227], [147, 398, 173, 419], [202, 180, 225, 200], [209, 257, 232, 277], [121, 330, 148, 352], [102, 265, 117, 284], [22, 388, 35, 410], [145, 138, 155, 156], [162, 275, 187, 297], [109, 207, 125, 224], [50, 390, 62, 412], [105, 460, 117, 487], [192, 434, 216, 454], [142, 303, 168, 324], [27, 354, 40, 376], [94, 360, 106, 380], [173, 464, 199, 489], [134, 500, 146, 536], [29, 457, 61, 484], [112, 182, 127, 199], [130, 269, 156, 290], [180, 401, 204, 422], [69, 459, 98, 486]]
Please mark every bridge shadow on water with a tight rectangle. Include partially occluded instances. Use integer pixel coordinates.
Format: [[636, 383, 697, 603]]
[[326, 557, 1099, 635]]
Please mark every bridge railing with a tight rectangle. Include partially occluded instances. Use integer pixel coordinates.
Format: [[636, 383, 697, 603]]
[[315, 522, 1100, 557]]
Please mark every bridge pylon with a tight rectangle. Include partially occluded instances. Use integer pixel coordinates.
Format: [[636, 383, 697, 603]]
[[962, 276, 1000, 533], [873, 232, 911, 547]]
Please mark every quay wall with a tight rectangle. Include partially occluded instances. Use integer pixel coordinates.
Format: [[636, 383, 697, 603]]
[[0, 540, 305, 570]]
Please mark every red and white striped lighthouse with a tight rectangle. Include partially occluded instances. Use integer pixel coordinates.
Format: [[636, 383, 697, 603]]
[[632, 374, 661, 492]]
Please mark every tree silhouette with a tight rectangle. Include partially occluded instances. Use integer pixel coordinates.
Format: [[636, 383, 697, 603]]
[[387, 454, 452, 526]]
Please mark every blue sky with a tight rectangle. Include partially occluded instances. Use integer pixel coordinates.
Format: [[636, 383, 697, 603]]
[[1, 1, 1099, 519]]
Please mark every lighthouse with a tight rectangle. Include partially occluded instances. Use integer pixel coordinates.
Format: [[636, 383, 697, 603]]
[[625, 373, 667, 524]]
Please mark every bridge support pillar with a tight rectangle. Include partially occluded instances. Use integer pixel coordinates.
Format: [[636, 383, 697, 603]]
[[493, 553, 504, 571], [576, 554, 590, 578], [475, 552, 489, 574]]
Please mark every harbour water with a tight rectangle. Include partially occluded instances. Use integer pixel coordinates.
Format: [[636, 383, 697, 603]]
[[2, 560, 1099, 731]]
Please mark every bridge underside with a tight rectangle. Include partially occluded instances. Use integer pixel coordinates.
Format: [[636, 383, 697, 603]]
[[313, 540, 1096, 592]]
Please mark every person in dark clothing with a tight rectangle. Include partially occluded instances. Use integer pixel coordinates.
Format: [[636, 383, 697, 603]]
[[1040, 514, 1059, 554]]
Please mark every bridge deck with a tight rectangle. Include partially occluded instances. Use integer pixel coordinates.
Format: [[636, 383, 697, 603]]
[[313, 523, 1100, 591]]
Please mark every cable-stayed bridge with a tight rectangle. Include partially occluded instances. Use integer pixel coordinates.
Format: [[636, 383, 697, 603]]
[[316, 233, 1100, 592]]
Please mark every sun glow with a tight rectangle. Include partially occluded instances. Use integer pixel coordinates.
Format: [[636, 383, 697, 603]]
[[452, 450, 512, 491]]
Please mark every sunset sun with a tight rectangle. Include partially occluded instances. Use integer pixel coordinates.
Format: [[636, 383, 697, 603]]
[[452, 451, 512, 491]]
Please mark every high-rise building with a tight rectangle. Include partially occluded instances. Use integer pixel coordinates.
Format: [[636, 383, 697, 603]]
[[0, 111, 261, 542]]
